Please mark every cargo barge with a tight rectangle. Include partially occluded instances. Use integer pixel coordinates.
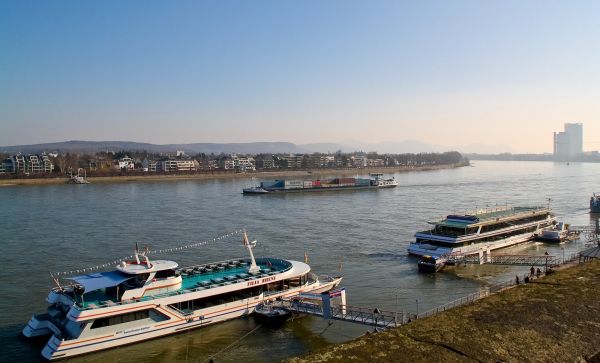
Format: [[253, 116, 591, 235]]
[[243, 173, 397, 194]]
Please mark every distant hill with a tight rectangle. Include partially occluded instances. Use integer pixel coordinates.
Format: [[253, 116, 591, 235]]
[[0, 139, 506, 155], [0, 140, 308, 155]]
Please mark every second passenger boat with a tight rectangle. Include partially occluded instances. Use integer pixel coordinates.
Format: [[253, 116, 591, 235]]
[[408, 206, 556, 257]]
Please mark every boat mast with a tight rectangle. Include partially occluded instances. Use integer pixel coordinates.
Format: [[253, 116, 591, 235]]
[[243, 231, 260, 274]]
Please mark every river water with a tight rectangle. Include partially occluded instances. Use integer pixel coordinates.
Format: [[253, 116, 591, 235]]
[[1, 161, 598, 362]]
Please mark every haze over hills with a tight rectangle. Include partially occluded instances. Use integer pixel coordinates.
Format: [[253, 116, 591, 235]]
[[0, 140, 511, 155]]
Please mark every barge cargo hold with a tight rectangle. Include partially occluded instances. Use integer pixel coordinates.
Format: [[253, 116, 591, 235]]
[[243, 173, 397, 194]]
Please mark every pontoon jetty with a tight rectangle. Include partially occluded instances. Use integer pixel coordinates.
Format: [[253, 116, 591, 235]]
[[22, 232, 342, 360]]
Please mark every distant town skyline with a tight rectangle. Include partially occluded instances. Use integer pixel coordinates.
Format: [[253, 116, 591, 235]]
[[1, 1, 599, 153]]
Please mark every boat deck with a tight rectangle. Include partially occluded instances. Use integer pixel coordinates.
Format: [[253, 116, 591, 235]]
[[77, 257, 292, 309], [431, 206, 546, 227]]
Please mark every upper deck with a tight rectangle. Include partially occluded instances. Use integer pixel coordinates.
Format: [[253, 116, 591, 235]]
[[416, 206, 552, 239], [429, 206, 549, 228], [69, 257, 293, 310]]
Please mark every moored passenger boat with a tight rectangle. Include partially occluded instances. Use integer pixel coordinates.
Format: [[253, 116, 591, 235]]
[[23, 232, 342, 360], [408, 206, 556, 257]]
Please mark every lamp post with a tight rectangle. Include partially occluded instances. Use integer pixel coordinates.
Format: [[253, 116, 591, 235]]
[[416, 299, 419, 319]]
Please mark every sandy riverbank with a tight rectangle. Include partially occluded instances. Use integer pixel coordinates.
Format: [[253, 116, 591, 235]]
[[288, 260, 600, 363], [0, 163, 467, 186]]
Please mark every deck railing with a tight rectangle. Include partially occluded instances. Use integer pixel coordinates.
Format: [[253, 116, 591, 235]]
[[67, 257, 293, 311]]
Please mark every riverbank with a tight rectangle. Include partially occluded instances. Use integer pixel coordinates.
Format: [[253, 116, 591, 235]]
[[288, 260, 600, 363], [0, 163, 467, 186]]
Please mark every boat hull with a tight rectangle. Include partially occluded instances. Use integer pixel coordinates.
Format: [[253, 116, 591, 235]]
[[38, 277, 342, 360], [408, 231, 537, 257], [245, 184, 395, 194]]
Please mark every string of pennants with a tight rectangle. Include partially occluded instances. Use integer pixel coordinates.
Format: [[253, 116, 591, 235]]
[[53, 229, 244, 276]]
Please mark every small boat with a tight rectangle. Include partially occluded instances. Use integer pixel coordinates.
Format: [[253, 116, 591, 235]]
[[242, 187, 269, 194], [535, 222, 569, 243], [591, 193, 600, 214], [417, 255, 446, 273], [67, 168, 89, 184], [253, 303, 291, 326]]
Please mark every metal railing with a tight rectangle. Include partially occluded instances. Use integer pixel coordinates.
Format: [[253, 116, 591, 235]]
[[273, 300, 403, 329]]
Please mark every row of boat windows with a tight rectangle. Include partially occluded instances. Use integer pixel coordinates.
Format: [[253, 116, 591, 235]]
[[169, 276, 306, 313], [417, 225, 541, 248], [479, 214, 548, 233], [429, 214, 549, 237], [89, 275, 307, 329], [90, 309, 168, 329]]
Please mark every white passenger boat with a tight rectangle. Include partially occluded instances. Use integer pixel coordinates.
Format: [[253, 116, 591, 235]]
[[369, 173, 398, 188], [408, 206, 556, 257], [23, 232, 342, 360]]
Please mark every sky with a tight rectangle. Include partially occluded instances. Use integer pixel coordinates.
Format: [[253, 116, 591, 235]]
[[1, 0, 599, 153]]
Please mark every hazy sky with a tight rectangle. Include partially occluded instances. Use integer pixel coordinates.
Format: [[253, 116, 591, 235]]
[[1, 1, 599, 152]]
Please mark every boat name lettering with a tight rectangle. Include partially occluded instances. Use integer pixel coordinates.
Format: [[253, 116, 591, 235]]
[[247, 276, 276, 287]]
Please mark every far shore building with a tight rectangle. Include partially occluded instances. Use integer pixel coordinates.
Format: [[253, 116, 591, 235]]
[[1, 153, 53, 174], [554, 122, 583, 159], [142, 158, 159, 172], [160, 159, 199, 172], [116, 156, 135, 170]]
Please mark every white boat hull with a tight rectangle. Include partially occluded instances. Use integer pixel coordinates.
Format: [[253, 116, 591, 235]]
[[408, 231, 536, 257], [39, 277, 341, 360]]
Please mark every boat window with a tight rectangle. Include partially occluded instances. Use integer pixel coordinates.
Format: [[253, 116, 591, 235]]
[[90, 309, 162, 329], [173, 285, 264, 312], [155, 269, 176, 279]]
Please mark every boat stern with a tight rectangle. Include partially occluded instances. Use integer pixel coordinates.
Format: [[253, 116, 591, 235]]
[[41, 335, 64, 361], [22, 314, 61, 338]]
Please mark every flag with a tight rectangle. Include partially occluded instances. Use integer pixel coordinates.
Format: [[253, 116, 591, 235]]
[[304, 251, 308, 264]]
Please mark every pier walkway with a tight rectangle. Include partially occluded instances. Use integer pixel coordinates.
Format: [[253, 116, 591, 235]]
[[448, 253, 561, 268], [266, 289, 409, 329]]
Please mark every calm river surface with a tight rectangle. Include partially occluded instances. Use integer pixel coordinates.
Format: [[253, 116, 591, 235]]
[[1, 160, 599, 362]]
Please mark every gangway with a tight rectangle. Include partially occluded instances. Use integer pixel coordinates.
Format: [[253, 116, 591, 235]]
[[265, 289, 410, 329], [448, 253, 560, 268]]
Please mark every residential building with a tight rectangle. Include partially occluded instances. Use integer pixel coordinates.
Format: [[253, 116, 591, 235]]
[[142, 158, 159, 172], [352, 155, 367, 168], [39, 153, 54, 173], [116, 156, 135, 170], [161, 159, 198, 172], [283, 154, 304, 168], [13, 154, 26, 173], [366, 158, 385, 167], [256, 157, 275, 169], [236, 157, 255, 171], [27, 155, 42, 173]]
